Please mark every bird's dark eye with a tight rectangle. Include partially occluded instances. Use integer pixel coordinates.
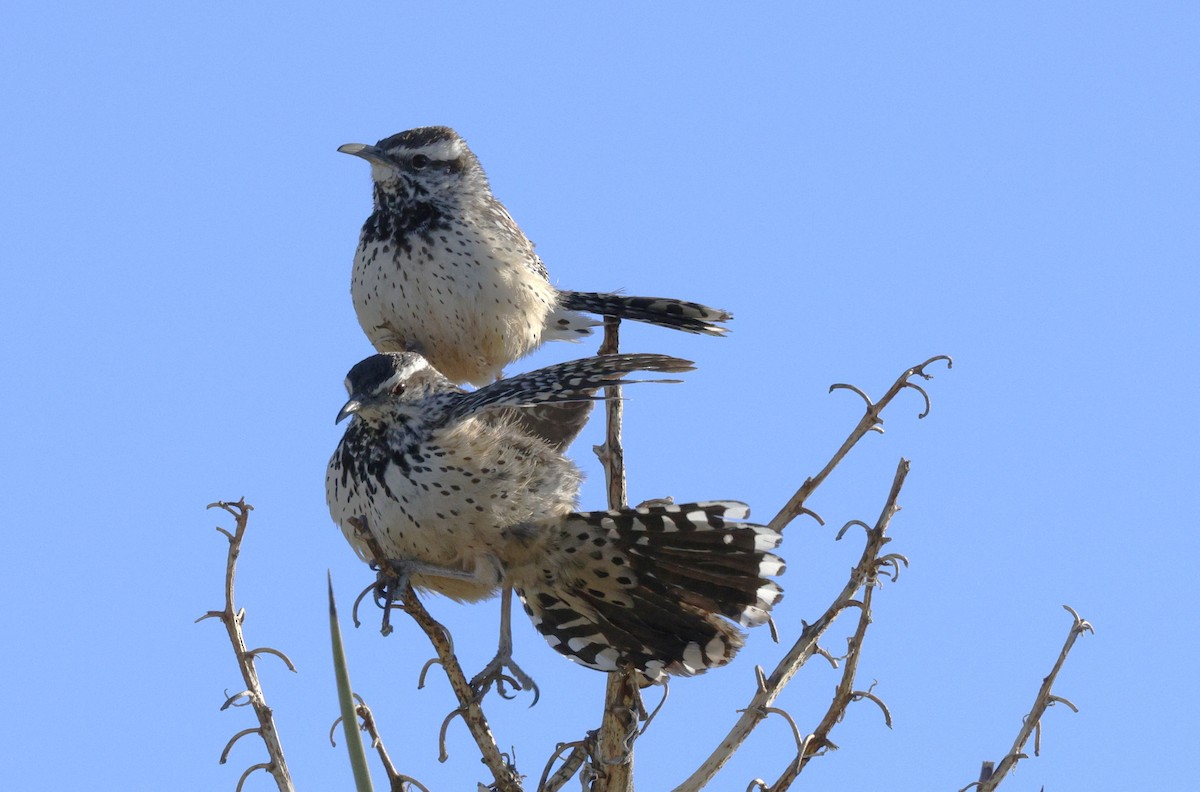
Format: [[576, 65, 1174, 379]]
[[391, 383, 407, 396], [410, 154, 430, 170]]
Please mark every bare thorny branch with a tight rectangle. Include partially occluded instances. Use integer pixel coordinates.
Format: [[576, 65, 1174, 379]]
[[329, 694, 434, 792], [529, 317, 645, 791], [959, 606, 1094, 792], [198, 499, 296, 792], [537, 352, 952, 791], [675, 356, 951, 792], [759, 521, 902, 792], [680, 459, 911, 792], [200, 332, 1095, 791], [768, 354, 952, 534], [348, 516, 523, 792], [201, 353, 956, 791], [591, 317, 640, 792]]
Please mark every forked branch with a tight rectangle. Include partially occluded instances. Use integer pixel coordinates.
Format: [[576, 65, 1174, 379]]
[[767, 573, 896, 791], [674, 459, 911, 792], [673, 356, 949, 790]]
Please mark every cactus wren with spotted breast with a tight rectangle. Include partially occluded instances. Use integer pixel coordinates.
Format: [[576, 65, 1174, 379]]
[[326, 351, 785, 681], [338, 126, 733, 387]]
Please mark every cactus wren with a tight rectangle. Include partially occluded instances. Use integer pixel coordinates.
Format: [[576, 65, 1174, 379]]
[[338, 126, 734, 387], [326, 351, 785, 681]]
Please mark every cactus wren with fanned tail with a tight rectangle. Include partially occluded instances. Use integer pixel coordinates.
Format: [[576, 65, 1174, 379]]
[[338, 126, 733, 387], [326, 352, 785, 681]]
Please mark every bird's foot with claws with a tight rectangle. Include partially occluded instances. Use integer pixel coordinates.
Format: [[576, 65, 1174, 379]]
[[469, 650, 540, 706]]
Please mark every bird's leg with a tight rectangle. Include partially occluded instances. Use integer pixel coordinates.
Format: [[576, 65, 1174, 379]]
[[469, 586, 540, 705], [371, 558, 486, 635]]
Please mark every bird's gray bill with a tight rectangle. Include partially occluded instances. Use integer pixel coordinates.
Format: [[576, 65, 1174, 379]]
[[337, 143, 388, 165], [336, 399, 363, 424]]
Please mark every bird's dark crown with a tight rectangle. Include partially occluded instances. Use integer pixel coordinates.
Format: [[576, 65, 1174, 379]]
[[346, 353, 405, 397], [376, 126, 462, 152], [343, 352, 458, 407]]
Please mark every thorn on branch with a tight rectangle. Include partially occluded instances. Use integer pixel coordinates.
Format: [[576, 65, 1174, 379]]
[[219, 728, 262, 764], [813, 644, 840, 669], [798, 506, 825, 526], [902, 355, 953, 418], [900, 381, 933, 419], [245, 647, 298, 672], [736, 704, 805, 774], [537, 739, 588, 792], [836, 519, 871, 541], [206, 498, 254, 523], [433, 621, 456, 654], [325, 693, 370, 749], [828, 382, 874, 409], [850, 684, 894, 729], [400, 774, 434, 792], [912, 354, 954, 380], [1047, 694, 1079, 713], [754, 665, 768, 694], [438, 707, 467, 763], [639, 679, 670, 736], [234, 762, 271, 792], [221, 690, 256, 710], [1063, 603, 1095, 636], [417, 657, 445, 689], [876, 553, 909, 582]]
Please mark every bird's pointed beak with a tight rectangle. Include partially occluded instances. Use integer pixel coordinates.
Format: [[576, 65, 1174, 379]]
[[336, 398, 364, 424], [337, 143, 389, 166]]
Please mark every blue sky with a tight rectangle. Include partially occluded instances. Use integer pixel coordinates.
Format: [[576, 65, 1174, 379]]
[[2, 3, 1196, 789]]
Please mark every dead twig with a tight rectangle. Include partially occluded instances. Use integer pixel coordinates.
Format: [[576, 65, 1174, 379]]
[[198, 499, 295, 792], [675, 459, 911, 792], [675, 356, 950, 791], [328, 693, 433, 792], [768, 572, 896, 790], [769, 355, 951, 534], [537, 739, 590, 792], [590, 316, 639, 792], [964, 605, 1093, 791], [348, 516, 524, 792]]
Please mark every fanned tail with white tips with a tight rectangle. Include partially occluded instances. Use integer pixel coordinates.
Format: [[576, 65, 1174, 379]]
[[518, 500, 784, 681]]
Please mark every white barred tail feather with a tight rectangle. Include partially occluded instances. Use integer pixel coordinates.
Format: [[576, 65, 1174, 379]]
[[558, 292, 732, 337], [518, 501, 784, 681]]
